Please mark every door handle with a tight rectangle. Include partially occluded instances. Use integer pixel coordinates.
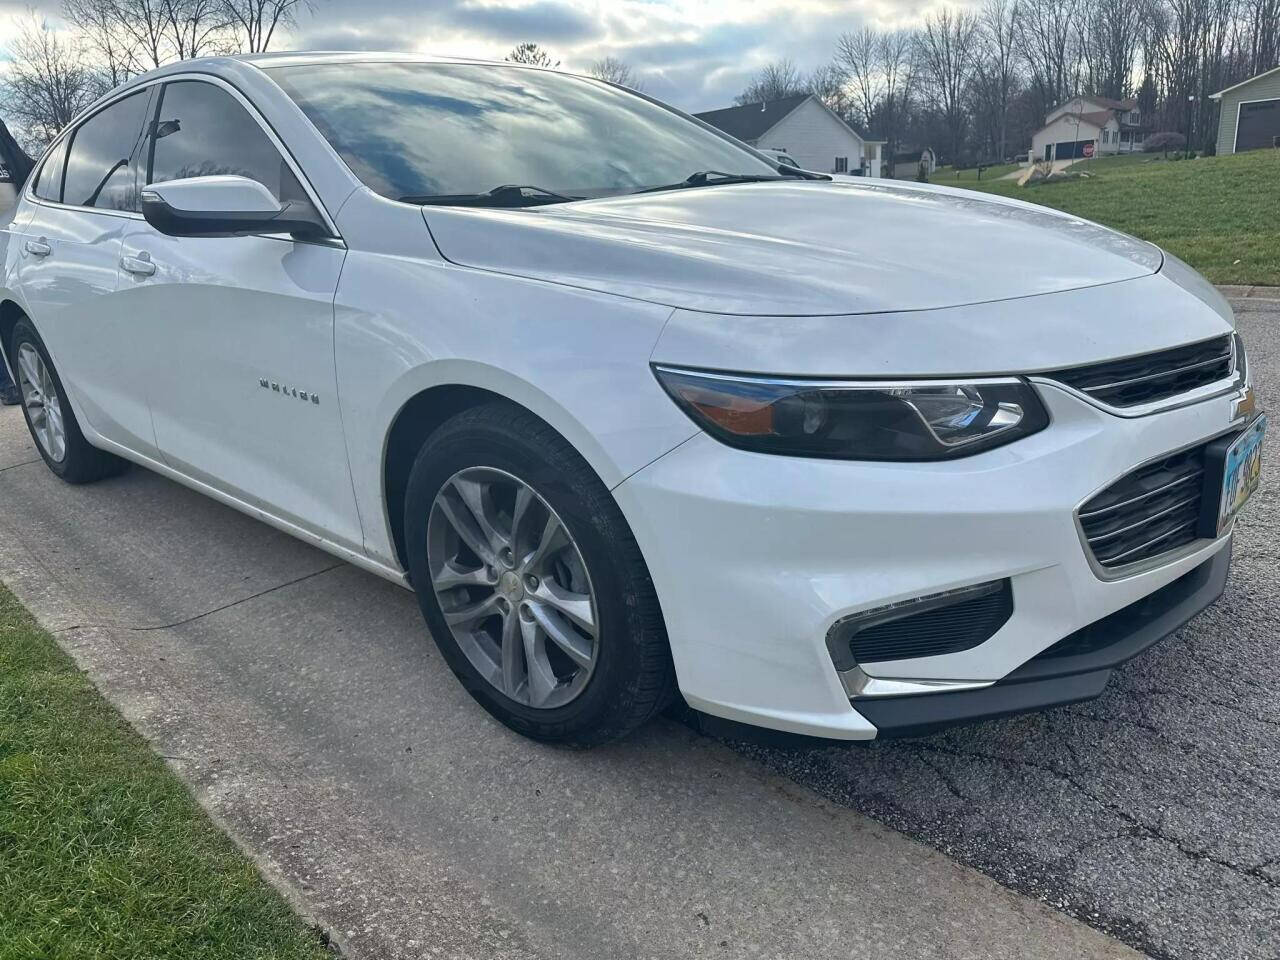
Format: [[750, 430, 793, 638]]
[[23, 238, 51, 258], [121, 252, 156, 277]]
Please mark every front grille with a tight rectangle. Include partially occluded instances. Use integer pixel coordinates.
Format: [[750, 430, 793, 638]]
[[835, 581, 1014, 664], [1078, 442, 1210, 570], [1046, 335, 1234, 408]]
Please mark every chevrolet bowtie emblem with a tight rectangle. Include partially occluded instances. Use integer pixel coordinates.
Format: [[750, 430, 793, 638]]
[[1233, 385, 1256, 420]]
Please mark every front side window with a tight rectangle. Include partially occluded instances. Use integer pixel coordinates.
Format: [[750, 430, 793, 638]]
[[62, 90, 151, 210], [266, 62, 780, 202], [32, 138, 69, 202], [149, 80, 304, 202]]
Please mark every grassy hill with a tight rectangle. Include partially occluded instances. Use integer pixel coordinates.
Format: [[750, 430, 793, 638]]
[[928, 151, 1280, 287]]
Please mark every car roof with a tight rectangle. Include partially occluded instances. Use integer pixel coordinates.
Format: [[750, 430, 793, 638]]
[[100, 51, 599, 103], [232, 51, 505, 68]]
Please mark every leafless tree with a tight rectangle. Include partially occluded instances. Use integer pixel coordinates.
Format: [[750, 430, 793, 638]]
[[835, 28, 882, 125], [60, 0, 233, 71], [1239, 0, 1280, 75], [62, 0, 139, 88], [1077, 0, 1143, 98], [733, 59, 808, 104], [505, 42, 559, 67], [915, 8, 981, 162], [1018, 0, 1082, 117], [973, 0, 1020, 158], [588, 56, 645, 91], [1, 14, 100, 147], [832, 28, 915, 158], [164, 0, 232, 59], [805, 62, 854, 118], [218, 0, 310, 53]]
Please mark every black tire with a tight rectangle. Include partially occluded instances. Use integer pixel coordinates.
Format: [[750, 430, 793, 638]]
[[404, 401, 676, 745], [10, 317, 129, 484]]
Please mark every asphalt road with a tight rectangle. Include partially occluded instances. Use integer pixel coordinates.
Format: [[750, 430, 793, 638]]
[[0, 399, 1132, 957], [0, 297, 1273, 960], [735, 300, 1280, 960]]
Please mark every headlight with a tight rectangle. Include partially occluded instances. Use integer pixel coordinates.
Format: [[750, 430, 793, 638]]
[[653, 366, 1049, 461]]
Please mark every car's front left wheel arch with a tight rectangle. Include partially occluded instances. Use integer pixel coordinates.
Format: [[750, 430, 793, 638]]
[[402, 399, 678, 744]]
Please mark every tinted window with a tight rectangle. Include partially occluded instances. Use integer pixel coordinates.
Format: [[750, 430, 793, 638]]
[[62, 91, 150, 210], [267, 62, 779, 201], [33, 138, 69, 202], [149, 81, 303, 202]]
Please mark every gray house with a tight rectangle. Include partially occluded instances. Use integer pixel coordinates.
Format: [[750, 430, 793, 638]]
[[1210, 66, 1280, 155]]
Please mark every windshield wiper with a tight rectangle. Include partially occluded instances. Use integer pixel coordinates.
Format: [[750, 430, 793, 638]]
[[633, 170, 794, 194], [399, 184, 582, 207]]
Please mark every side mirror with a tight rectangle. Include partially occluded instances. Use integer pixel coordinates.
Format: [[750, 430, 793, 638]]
[[140, 175, 327, 240]]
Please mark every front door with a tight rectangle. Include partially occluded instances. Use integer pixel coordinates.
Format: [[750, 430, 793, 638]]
[[15, 87, 161, 459], [116, 77, 364, 551]]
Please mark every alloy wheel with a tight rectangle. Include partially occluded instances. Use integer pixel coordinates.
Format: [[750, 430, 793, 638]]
[[15, 343, 66, 463], [427, 467, 599, 709]]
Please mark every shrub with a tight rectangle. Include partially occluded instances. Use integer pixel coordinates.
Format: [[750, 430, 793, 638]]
[[1144, 131, 1186, 154]]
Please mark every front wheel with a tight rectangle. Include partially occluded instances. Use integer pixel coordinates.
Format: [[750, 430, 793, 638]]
[[9, 317, 129, 484], [404, 402, 676, 745]]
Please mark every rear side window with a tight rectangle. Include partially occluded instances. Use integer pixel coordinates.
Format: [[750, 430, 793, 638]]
[[62, 90, 151, 210], [149, 81, 304, 202], [33, 139, 69, 202]]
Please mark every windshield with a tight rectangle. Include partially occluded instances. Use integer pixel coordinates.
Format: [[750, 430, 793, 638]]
[[267, 61, 781, 203]]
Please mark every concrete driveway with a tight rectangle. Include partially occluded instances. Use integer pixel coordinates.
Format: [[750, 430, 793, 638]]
[[0, 297, 1275, 960]]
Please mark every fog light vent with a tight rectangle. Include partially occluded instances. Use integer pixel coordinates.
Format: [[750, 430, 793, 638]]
[[827, 580, 1013, 667]]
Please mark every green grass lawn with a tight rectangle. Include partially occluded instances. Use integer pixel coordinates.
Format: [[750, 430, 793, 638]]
[[929, 150, 1280, 287], [0, 585, 333, 960], [929, 162, 1021, 182]]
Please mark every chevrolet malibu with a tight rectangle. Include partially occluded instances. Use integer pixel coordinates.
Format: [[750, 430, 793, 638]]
[[0, 53, 1264, 744]]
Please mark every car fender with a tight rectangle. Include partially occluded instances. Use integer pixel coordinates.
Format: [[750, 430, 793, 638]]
[[333, 253, 700, 570]]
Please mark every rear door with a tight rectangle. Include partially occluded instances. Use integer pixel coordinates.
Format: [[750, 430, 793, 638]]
[[15, 87, 161, 458], [115, 77, 363, 551]]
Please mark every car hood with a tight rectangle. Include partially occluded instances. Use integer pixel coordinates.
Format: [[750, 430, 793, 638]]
[[422, 179, 1163, 316]]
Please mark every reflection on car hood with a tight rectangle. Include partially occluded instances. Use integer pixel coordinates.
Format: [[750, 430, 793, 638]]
[[421, 179, 1163, 316]]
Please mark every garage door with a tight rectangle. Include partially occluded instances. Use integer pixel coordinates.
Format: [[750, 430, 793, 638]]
[[1236, 99, 1280, 152], [1053, 139, 1094, 160]]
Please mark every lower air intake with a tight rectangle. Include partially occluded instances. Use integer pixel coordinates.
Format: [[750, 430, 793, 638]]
[[827, 580, 1014, 666]]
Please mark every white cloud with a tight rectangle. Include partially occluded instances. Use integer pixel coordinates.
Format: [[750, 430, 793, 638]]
[[2, 0, 958, 111]]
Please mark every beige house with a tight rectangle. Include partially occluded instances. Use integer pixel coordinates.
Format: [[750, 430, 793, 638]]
[[695, 94, 884, 177], [1030, 96, 1145, 162], [1210, 66, 1280, 154]]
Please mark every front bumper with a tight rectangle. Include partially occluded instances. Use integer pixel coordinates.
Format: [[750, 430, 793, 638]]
[[855, 543, 1229, 737], [614, 381, 1245, 740]]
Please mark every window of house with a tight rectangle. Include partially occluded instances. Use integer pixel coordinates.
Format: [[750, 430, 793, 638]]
[[1102, 129, 1110, 144], [61, 90, 151, 210], [865, 144, 877, 160], [149, 80, 304, 203], [834, 156, 848, 173]]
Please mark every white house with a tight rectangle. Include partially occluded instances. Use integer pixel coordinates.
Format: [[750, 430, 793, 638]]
[[695, 94, 884, 177], [1030, 96, 1145, 162]]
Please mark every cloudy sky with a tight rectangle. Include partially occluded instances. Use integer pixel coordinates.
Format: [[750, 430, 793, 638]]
[[1, 0, 944, 111]]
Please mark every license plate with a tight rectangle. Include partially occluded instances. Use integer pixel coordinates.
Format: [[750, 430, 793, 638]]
[[1217, 414, 1266, 532]]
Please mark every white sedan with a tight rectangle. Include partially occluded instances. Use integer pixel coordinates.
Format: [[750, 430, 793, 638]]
[[0, 53, 1264, 744]]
